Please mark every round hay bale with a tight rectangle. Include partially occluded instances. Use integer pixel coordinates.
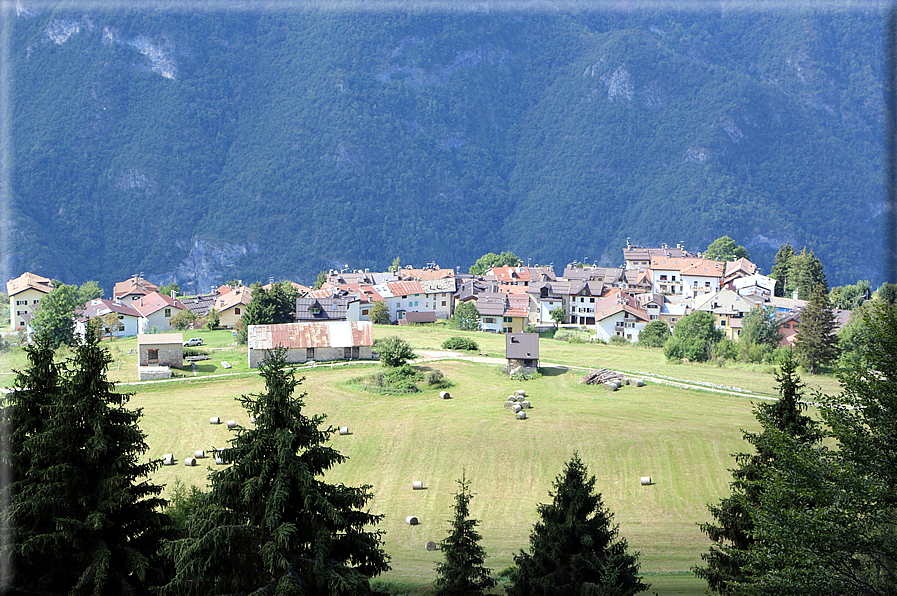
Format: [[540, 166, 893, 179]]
[[412, 481, 424, 490], [624, 378, 631, 385], [226, 420, 237, 428], [162, 454, 175, 466], [516, 411, 527, 420], [215, 454, 225, 465], [508, 395, 516, 402], [511, 403, 522, 413], [425, 541, 438, 551], [405, 515, 419, 526], [209, 417, 221, 424], [184, 457, 197, 467], [339, 427, 349, 435], [640, 476, 652, 486], [504, 400, 515, 409], [521, 400, 531, 409], [515, 389, 526, 397], [439, 391, 451, 399], [194, 450, 205, 459], [636, 379, 645, 387], [605, 382, 618, 392]]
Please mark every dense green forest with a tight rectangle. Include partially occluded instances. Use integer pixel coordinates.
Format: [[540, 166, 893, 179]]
[[5, 3, 886, 292]]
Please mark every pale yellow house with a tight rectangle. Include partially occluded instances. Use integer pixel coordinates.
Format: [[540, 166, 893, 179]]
[[7, 272, 54, 330], [215, 286, 253, 328]]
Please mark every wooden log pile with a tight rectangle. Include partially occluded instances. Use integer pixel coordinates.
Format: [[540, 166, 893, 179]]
[[579, 369, 627, 385]]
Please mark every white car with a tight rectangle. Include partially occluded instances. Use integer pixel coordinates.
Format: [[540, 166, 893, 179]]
[[184, 337, 203, 347]]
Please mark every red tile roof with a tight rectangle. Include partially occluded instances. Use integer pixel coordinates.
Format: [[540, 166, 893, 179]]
[[113, 276, 159, 299], [385, 281, 424, 297], [215, 286, 252, 312], [132, 292, 186, 317], [504, 294, 530, 318], [6, 272, 53, 296]]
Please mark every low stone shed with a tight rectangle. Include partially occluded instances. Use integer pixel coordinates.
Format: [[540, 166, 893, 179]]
[[137, 333, 183, 380], [247, 321, 373, 368]]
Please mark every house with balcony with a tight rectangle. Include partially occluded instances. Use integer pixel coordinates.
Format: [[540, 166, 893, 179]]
[[592, 291, 650, 343]]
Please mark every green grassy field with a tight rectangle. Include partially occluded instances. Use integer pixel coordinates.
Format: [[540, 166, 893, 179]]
[[1, 324, 841, 595]]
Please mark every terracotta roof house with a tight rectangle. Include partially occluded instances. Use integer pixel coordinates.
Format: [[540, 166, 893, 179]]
[[247, 321, 373, 368], [649, 256, 724, 298], [593, 291, 650, 343], [490, 266, 534, 286], [214, 285, 253, 329], [77, 298, 142, 337], [132, 292, 187, 333], [398, 266, 455, 281], [113, 276, 159, 302], [7, 272, 54, 329], [690, 289, 756, 340], [723, 258, 759, 285]]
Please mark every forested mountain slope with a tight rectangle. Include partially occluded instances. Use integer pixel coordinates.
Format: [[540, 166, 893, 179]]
[[5, 4, 885, 292]]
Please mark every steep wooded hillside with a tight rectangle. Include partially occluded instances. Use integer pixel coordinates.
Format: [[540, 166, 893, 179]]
[[5, 4, 885, 292]]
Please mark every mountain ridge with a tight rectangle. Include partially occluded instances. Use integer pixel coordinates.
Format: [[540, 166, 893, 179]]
[[5, 4, 886, 292]]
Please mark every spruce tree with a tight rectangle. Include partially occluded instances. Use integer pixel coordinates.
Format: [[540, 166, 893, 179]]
[[507, 454, 648, 596], [1, 337, 64, 592], [3, 332, 169, 594], [435, 473, 495, 595], [163, 347, 390, 595], [770, 243, 794, 297], [794, 283, 839, 374], [693, 351, 820, 594]]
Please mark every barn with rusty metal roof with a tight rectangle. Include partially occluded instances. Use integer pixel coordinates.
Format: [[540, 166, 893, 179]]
[[247, 321, 373, 368]]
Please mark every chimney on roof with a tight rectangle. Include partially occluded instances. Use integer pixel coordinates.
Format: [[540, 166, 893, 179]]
[[793, 290, 799, 301]]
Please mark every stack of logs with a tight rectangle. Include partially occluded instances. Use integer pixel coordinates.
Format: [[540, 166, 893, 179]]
[[579, 368, 644, 391]]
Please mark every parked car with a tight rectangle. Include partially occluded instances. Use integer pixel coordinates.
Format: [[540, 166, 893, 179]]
[[184, 337, 203, 347]]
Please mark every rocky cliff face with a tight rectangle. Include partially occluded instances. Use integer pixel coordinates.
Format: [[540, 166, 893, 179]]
[[153, 238, 259, 294]]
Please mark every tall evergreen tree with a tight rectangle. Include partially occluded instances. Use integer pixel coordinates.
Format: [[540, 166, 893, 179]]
[[162, 348, 389, 595], [693, 351, 820, 594], [3, 333, 169, 594], [794, 283, 840, 374], [1, 337, 64, 592], [507, 454, 648, 596], [770, 243, 794, 298], [739, 303, 897, 595], [435, 473, 495, 596], [787, 248, 828, 299]]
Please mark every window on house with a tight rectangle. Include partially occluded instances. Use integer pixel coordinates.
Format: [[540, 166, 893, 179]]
[[164, 308, 171, 317], [362, 309, 369, 316], [147, 349, 159, 361], [705, 282, 711, 287], [590, 298, 595, 303], [503, 316, 512, 322], [234, 307, 241, 315], [306, 348, 315, 359], [441, 301, 446, 306], [33, 299, 39, 305], [660, 275, 668, 281], [484, 317, 495, 324], [720, 320, 726, 326]]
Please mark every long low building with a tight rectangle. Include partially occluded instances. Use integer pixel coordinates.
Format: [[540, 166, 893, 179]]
[[247, 321, 373, 368]]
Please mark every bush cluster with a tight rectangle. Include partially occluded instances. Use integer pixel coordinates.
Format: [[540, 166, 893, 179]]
[[441, 337, 479, 351]]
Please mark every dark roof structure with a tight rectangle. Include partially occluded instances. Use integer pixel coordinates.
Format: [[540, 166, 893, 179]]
[[506, 332, 539, 360], [295, 296, 348, 321]]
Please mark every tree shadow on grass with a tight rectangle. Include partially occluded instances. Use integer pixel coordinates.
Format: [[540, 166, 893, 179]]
[[538, 366, 569, 377]]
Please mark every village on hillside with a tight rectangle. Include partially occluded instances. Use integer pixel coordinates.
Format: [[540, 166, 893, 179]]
[[5, 241, 850, 377]]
